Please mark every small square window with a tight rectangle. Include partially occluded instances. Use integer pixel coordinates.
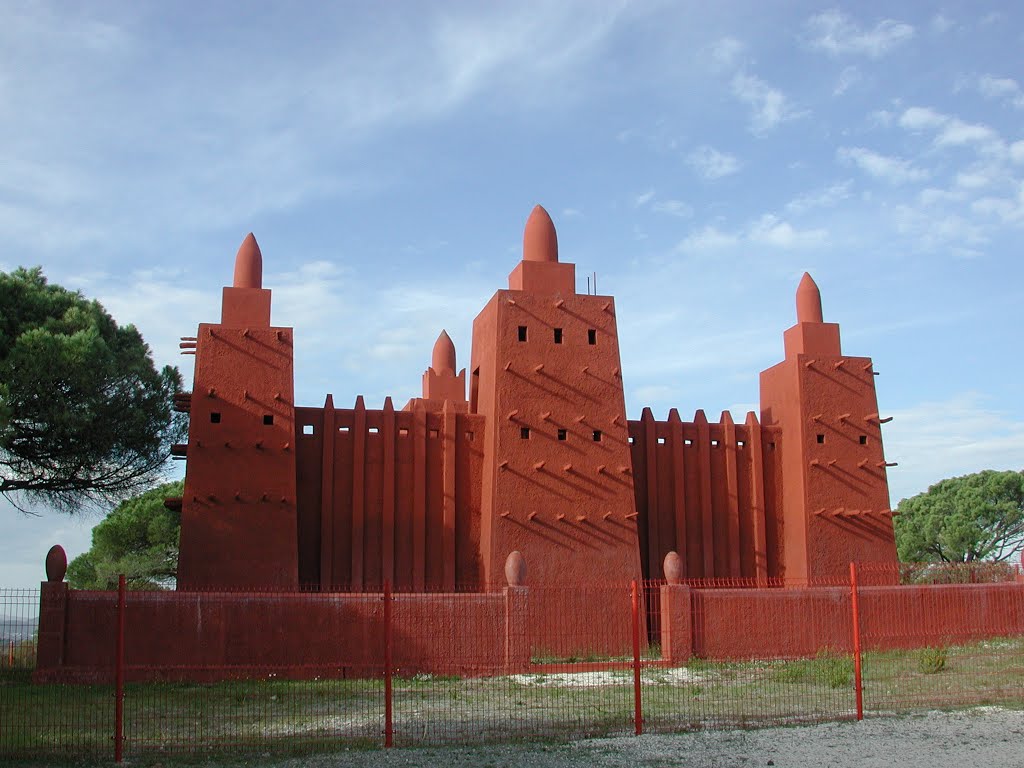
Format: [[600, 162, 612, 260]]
[[303, 424, 314, 435], [210, 412, 221, 424], [859, 435, 868, 445], [466, 431, 474, 441], [398, 427, 409, 436], [588, 329, 597, 345], [711, 439, 719, 447], [737, 440, 745, 448], [592, 430, 602, 442], [369, 427, 379, 434], [684, 438, 693, 446], [816, 434, 825, 444], [518, 326, 528, 342], [557, 428, 567, 441], [520, 427, 530, 439], [769, 442, 776, 451], [657, 437, 666, 445], [628, 436, 635, 444], [429, 429, 439, 438], [263, 414, 274, 426], [339, 425, 350, 433], [554, 328, 563, 344]]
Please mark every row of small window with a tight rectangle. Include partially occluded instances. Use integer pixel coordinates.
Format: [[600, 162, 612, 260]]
[[817, 434, 869, 445], [209, 412, 275, 425], [630, 436, 744, 448], [518, 326, 597, 345], [519, 426, 602, 442], [298, 423, 474, 440]]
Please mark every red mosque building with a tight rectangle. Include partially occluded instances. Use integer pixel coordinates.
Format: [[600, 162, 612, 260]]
[[171, 204, 898, 594]]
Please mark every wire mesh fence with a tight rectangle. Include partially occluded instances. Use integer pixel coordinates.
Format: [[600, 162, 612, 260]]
[[2, 562, 1023, 760]]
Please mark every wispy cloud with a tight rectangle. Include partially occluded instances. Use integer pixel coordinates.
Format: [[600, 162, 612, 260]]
[[651, 199, 693, 218], [805, 9, 915, 58], [837, 147, 929, 185], [707, 36, 743, 70], [686, 145, 741, 179], [833, 66, 861, 96], [978, 75, 1024, 109], [885, 393, 1024, 502], [785, 181, 852, 214], [676, 214, 826, 254], [731, 72, 803, 135], [899, 106, 1002, 151]]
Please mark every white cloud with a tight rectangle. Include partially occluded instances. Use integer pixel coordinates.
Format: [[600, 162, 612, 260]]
[[898, 106, 947, 131], [898, 106, 1003, 155], [1011, 142, 1024, 164], [651, 199, 693, 217], [708, 36, 743, 70], [730, 72, 802, 135], [676, 225, 739, 253], [978, 75, 1024, 108], [633, 189, 656, 207], [675, 214, 826, 254], [837, 147, 929, 185], [748, 214, 827, 248], [805, 9, 914, 58], [885, 393, 1024, 503], [930, 14, 954, 34], [686, 145, 741, 179], [833, 66, 861, 96], [785, 181, 852, 214]]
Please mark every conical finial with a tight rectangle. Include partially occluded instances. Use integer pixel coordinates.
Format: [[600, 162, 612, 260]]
[[523, 205, 558, 263], [431, 330, 456, 375], [796, 272, 823, 324], [233, 233, 263, 289]]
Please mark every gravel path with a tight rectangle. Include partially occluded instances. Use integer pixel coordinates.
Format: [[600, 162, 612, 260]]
[[281, 707, 1023, 768]]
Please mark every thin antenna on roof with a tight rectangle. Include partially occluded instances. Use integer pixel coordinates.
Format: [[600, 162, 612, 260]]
[[593, 271, 598, 295], [587, 275, 591, 294]]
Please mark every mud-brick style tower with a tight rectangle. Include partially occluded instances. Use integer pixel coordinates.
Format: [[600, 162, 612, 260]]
[[470, 206, 643, 589], [759, 274, 897, 584], [176, 234, 299, 589]]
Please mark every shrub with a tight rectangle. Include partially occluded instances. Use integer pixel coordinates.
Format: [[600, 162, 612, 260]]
[[917, 646, 947, 674]]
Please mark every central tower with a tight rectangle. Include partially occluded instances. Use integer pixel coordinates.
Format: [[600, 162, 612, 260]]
[[470, 206, 642, 589]]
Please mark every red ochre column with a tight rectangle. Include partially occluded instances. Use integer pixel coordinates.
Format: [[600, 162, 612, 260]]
[[759, 273, 897, 585], [177, 234, 299, 590], [469, 206, 643, 591]]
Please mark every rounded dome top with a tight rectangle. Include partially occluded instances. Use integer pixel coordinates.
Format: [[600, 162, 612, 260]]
[[522, 205, 558, 263]]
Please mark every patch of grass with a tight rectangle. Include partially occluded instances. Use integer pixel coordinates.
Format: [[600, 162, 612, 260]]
[[770, 649, 854, 689]]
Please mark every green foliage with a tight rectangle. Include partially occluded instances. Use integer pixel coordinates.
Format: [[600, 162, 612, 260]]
[[895, 470, 1024, 563], [917, 646, 947, 674], [67, 480, 183, 590], [0, 267, 185, 512]]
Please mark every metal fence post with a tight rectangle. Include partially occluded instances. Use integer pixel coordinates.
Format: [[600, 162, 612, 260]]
[[114, 574, 125, 762], [383, 579, 393, 748], [631, 579, 643, 735], [849, 562, 864, 721]]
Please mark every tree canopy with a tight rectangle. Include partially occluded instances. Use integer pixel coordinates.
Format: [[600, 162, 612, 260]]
[[0, 267, 185, 512], [895, 470, 1024, 563], [67, 480, 183, 590]]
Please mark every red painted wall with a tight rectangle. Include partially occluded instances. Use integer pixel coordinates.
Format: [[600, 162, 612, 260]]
[[36, 588, 526, 684], [293, 401, 485, 591]]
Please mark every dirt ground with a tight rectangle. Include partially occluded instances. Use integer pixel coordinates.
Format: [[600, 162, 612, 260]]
[[277, 707, 1023, 768]]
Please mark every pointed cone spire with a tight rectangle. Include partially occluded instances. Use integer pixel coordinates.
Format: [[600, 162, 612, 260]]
[[523, 205, 558, 263], [796, 272, 823, 324], [233, 233, 263, 289], [431, 330, 456, 375]]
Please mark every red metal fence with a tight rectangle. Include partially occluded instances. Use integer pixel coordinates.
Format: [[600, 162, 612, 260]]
[[2, 563, 1023, 760]]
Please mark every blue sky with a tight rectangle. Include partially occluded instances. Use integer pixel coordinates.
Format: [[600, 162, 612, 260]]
[[2, 1, 1023, 587]]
